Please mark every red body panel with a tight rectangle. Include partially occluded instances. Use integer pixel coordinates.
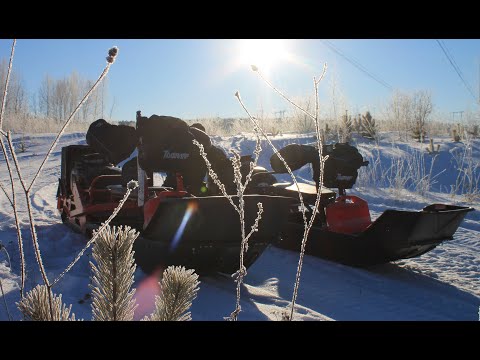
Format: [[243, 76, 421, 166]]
[[143, 190, 188, 229], [326, 195, 372, 234], [57, 172, 189, 235]]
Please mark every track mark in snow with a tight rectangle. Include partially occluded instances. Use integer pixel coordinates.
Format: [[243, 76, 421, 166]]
[[243, 246, 480, 320], [31, 183, 61, 225]]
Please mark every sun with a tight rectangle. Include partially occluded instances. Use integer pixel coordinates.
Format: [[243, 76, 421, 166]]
[[237, 39, 289, 72]]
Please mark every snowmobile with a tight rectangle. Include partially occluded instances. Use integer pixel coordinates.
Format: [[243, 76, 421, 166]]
[[243, 142, 475, 266], [57, 113, 474, 273], [56, 112, 294, 274]]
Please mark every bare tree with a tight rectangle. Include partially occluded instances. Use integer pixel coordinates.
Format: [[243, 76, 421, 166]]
[[37, 71, 108, 123], [411, 90, 433, 142], [68, 71, 80, 122], [55, 78, 68, 121], [30, 92, 38, 117], [0, 59, 28, 117], [385, 90, 432, 142], [38, 74, 54, 118], [387, 90, 412, 140], [8, 73, 28, 115], [81, 79, 95, 121], [292, 96, 315, 133]]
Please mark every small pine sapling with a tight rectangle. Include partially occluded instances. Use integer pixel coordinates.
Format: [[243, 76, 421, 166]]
[[143, 266, 200, 321], [90, 225, 138, 321], [452, 129, 461, 142], [17, 285, 77, 321], [426, 138, 440, 155], [360, 111, 377, 140]]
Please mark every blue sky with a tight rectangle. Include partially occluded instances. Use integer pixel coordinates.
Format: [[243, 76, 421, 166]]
[[0, 39, 479, 122]]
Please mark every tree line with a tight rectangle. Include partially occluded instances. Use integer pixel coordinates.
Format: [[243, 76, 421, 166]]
[[0, 59, 109, 125]]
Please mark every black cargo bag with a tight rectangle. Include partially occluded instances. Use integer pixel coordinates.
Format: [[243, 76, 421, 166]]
[[86, 119, 137, 165], [320, 143, 366, 189], [270, 144, 318, 173], [136, 115, 212, 192]]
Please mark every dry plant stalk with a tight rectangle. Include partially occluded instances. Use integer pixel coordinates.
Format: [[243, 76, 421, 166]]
[[0, 43, 120, 319], [240, 64, 328, 320], [193, 133, 264, 321], [1, 43, 201, 322], [0, 278, 12, 321], [0, 39, 15, 132], [0, 39, 26, 298], [228, 144, 264, 321]]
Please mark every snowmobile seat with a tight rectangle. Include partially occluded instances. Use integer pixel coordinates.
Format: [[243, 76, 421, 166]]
[[272, 182, 336, 205], [70, 152, 122, 189], [106, 184, 175, 202], [88, 175, 123, 204], [104, 165, 122, 174], [89, 174, 123, 190], [106, 184, 139, 201]]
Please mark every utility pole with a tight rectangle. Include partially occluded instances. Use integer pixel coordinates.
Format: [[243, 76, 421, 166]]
[[275, 110, 286, 120], [452, 111, 464, 122]]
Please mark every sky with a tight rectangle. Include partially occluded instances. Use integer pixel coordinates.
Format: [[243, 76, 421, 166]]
[[0, 39, 479, 122]]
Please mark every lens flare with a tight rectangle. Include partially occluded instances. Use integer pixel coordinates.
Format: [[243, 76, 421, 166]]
[[170, 201, 198, 252], [133, 268, 162, 320]]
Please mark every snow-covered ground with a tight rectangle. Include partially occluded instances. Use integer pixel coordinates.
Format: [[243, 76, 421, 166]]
[[0, 131, 479, 321]]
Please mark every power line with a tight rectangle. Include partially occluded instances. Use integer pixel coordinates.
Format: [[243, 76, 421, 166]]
[[438, 39, 477, 100], [440, 40, 475, 98], [436, 39, 477, 102], [320, 40, 393, 91]]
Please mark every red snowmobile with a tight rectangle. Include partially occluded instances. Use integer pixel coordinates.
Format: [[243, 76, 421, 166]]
[[57, 112, 293, 274], [57, 113, 474, 274]]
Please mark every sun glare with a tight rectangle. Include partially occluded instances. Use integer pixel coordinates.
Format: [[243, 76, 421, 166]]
[[238, 39, 289, 72]]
